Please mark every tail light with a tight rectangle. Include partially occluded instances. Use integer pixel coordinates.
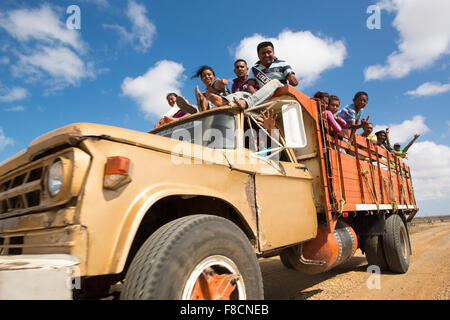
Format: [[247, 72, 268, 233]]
[[104, 156, 132, 189]]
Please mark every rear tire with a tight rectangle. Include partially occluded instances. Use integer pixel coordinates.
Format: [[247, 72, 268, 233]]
[[382, 214, 410, 273], [363, 235, 388, 271], [120, 215, 263, 300], [279, 250, 294, 269]]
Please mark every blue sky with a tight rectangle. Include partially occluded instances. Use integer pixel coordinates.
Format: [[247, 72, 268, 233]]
[[0, 0, 449, 216]]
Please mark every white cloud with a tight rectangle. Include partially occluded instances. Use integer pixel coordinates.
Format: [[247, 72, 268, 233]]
[[0, 4, 95, 91], [0, 85, 28, 102], [4, 105, 25, 112], [13, 46, 94, 88], [407, 141, 450, 201], [373, 115, 429, 144], [79, 0, 110, 7], [406, 81, 450, 97], [121, 60, 185, 118], [0, 4, 84, 52], [0, 127, 14, 152], [103, 0, 156, 53], [233, 29, 347, 86], [364, 0, 450, 81]]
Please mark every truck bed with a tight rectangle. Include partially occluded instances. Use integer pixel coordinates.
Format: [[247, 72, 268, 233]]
[[272, 86, 418, 233]]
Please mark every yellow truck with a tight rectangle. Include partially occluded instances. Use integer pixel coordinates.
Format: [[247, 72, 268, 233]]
[[0, 86, 417, 299]]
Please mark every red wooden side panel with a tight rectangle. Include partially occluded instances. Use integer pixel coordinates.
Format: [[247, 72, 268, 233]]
[[323, 127, 416, 210], [279, 86, 418, 233]]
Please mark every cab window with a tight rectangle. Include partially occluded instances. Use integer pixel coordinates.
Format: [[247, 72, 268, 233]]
[[155, 112, 236, 149]]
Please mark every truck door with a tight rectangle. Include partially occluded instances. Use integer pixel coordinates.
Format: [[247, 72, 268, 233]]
[[231, 102, 318, 252], [253, 151, 318, 251]]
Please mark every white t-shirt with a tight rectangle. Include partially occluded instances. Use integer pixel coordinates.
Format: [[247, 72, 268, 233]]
[[163, 105, 180, 117]]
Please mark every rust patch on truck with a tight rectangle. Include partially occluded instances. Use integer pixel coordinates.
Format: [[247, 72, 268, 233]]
[[71, 126, 82, 138], [244, 175, 257, 224]]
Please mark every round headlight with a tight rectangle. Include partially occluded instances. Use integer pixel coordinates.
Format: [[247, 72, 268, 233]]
[[48, 159, 64, 197]]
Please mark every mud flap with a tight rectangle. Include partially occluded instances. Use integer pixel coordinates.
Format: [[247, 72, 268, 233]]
[[355, 213, 385, 236]]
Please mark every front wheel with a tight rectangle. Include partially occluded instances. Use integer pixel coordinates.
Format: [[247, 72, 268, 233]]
[[120, 215, 263, 300]]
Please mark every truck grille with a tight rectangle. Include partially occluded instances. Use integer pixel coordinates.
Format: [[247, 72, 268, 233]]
[[0, 167, 43, 216], [0, 235, 24, 255]]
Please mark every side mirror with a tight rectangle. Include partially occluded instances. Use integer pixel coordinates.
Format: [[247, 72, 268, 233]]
[[282, 103, 307, 148]]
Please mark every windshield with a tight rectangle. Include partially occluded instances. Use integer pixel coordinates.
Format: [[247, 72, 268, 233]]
[[155, 112, 236, 149]]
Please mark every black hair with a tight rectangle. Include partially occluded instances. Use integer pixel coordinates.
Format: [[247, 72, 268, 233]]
[[192, 65, 215, 79], [375, 130, 389, 147], [257, 41, 274, 53], [329, 95, 340, 102], [234, 59, 247, 66], [313, 91, 329, 99], [166, 92, 178, 99], [354, 91, 368, 100]]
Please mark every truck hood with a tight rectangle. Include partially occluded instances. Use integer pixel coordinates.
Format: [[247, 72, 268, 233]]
[[0, 123, 178, 177]]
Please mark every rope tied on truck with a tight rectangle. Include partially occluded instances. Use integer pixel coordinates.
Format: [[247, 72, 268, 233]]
[[362, 171, 380, 212], [382, 176, 398, 213], [317, 100, 340, 213], [332, 133, 346, 214]]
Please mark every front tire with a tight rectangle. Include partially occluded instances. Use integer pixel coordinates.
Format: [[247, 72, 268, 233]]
[[120, 215, 263, 300]]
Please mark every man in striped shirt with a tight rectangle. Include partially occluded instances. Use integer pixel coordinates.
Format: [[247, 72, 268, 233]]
[[222, 41, 299, 111], [247, 41, 299, 93], [336, 91, 368, 137]]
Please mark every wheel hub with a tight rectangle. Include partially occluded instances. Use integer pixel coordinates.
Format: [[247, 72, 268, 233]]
[[182, 255, 246, 300], [190, 267, 237, 300]]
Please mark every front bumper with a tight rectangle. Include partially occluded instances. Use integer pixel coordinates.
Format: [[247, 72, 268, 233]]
[[0, 208, 88, 274], [0, 254, 80, 300]]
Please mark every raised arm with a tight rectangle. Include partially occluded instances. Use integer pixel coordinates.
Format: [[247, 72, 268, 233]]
[[390, 149, 407, 158], [385, 128, 392, 149], [212, 78, 228, 91], [257, 108, 279, 151], [258, 108, 278, 132], [347, 116, 370, 141], [287, 72, 299, 87], [403, 134, 420, 152]]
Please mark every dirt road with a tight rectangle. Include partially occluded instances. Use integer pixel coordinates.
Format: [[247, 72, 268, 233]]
[[260, 221, 450, 300]]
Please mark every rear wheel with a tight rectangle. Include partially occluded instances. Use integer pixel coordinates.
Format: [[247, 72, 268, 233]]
[[382, 214, 410, 273], [279, 250, 294, 269], [120, 215, 263, 300], [363, 234, 389, 271]]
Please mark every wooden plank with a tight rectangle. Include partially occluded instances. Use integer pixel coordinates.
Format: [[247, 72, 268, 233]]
[[333, 134, 346, 201], [393, 156, 403, 205], [322, 129, 416, 213], [314, 104, 335, 233], [343, 183, 366, 193], [342, 204, 356, 211], [373, 148, 385, 203]]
